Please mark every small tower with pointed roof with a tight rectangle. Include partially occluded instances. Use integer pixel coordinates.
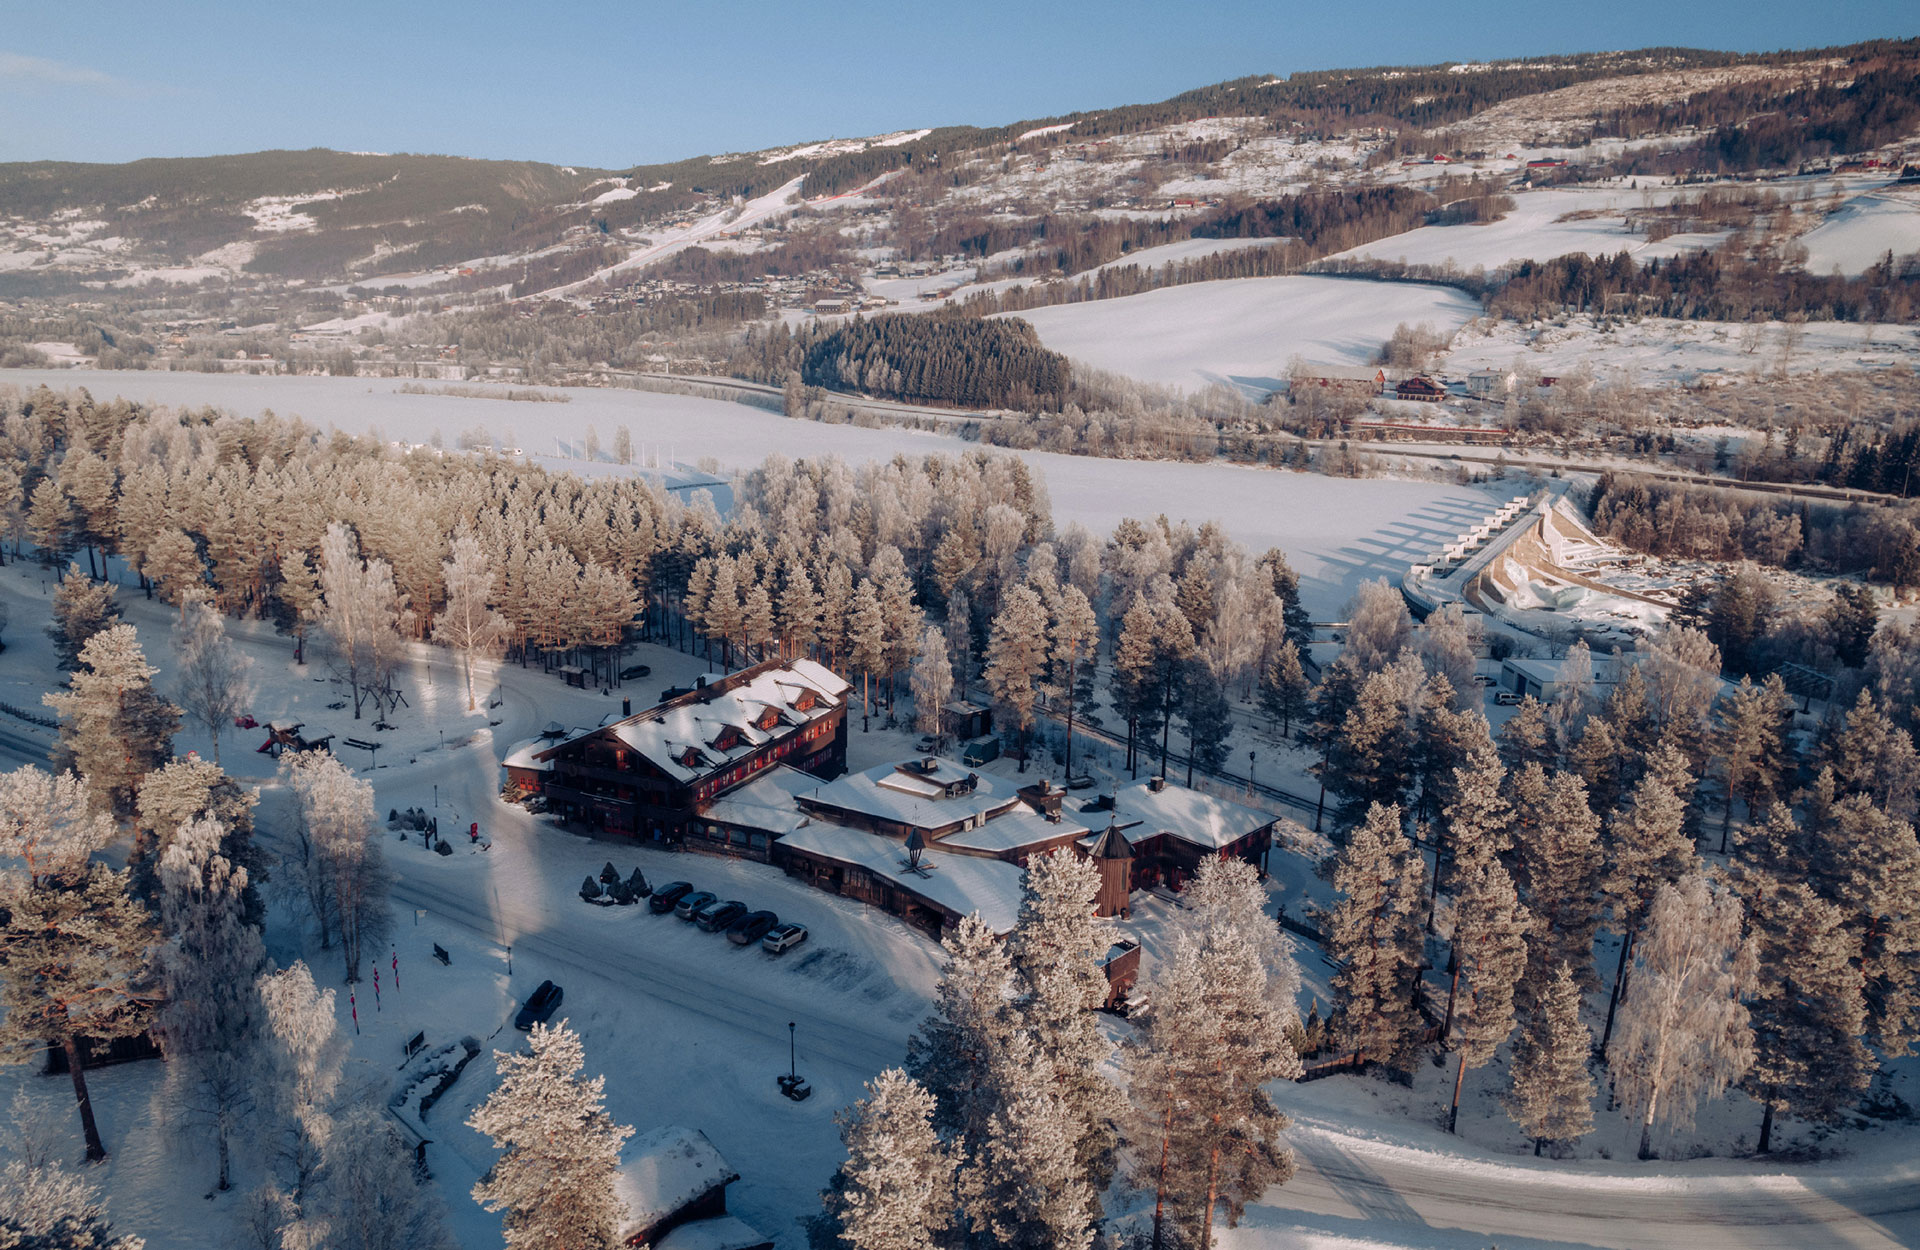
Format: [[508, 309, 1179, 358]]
[[1091, 819, 1133, 918]]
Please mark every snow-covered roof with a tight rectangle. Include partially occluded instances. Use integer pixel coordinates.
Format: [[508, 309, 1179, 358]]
[[777, 822, 1026, 934], [502, 736, 558, 772], [938, 806, 1089, 855], [614, 1126, 738, 1241], [539, 659, 850, 786], [800, 758, 1019, 834], [1107, 779, 1274, 852], [652, 1217, 772, 1250], [700, 764, 821, 835], [1501, 655, 1617, 686]]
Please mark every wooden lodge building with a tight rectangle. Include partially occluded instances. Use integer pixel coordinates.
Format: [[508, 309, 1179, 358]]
[[502, 658, 850, 846]]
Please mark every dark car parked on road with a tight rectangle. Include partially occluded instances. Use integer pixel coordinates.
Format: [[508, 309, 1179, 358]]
[[727, 910, 779, 945], [696, 899, 748, 932], [514, 980, 563, 1030], [650, 881, 694, 914], [620, 664, 652, 680], [675, 890, 717, 920]]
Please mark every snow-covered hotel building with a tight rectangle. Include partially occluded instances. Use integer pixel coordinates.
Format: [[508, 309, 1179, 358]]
[[502, 658, 851, 846]]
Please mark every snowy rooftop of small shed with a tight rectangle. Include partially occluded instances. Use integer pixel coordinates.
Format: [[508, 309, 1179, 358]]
[[1107, 779, 1274, 851], [699, 764, 821, 835], [653, 1216, 771, 1250], [801, 758, 1018, 832], [777, 822, 1026, 934], [613, 1125, 738, 1239]]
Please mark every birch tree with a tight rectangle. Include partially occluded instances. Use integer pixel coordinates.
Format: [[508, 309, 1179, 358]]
[[432, 530, 509, 710], [314, 522, 405, 721], [908, 626, 953, 741], [257, 961, 346, 1201], [171, 598, 254, 766], [469, 1021, 634, 1250], [1610, 873, 1756, 1160], [283, 752, 389, 982]]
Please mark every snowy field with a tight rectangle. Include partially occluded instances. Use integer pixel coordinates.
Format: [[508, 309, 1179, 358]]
[[1327, 185, 1736, 273], [1, 369, 1513, 619], [1003, 276, 1481, 394], [1798, 187, 1920, 276]]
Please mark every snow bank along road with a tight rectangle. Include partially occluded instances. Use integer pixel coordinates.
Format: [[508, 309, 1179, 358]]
[[1268, 1115, 1920, 1250]]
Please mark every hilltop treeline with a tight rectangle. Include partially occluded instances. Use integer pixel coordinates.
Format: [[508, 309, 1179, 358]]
[[800, 313, 1070, 410], [654, 236, 855, 284], [1490, 248, 1920, 323], [430, 292, 767, 370], [1588, 472, 1920, 586]]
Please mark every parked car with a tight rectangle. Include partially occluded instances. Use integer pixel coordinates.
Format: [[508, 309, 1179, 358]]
[[620, 664, 652, 680], [1494, 690, 1522, 705], [727, 910, 779, 945], [675, 890, 717, 920], [696, 899, 748, 932], [762, 922, 809, 954], [514, 980, 563, 1030], [649, 881, 694, 914], [1472, 674, 1497, 686]]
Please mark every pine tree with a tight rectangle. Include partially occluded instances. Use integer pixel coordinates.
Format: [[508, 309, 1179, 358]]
[[1800, 780, 1920, 1056], [0, 769, 147, 1163], [143, 527, 204, 615], [43, 624, 180, 824], [1610, 873, 1756, 1160], [433, 530, 509, 711], [1445, 857, 1529, 1134], [1443, 738, 1512, 882], [1007, 849, 1123, 1190], [777, 559, 821, 660], [1258, 638, 1311, 738], [1506, 963, 1595, 1156], [1597, 744, 1697, 1058], [817, 1069, 953, 1250], [905, 914, 1017, 1150], [944, 588, 973, 701], [1514, 770, 1602, 1007], [1175, 657, 1234, 786], [1498, 695, 1556, 772], [742, 581, 778, 661], [982, 583, 1050, 762], [171, 597, 254, 766], [1326, 668, 1415, 831], [849, 578, 887, 721], [1122, 858, 1298, 1249], [1741, 875, 1873, 1152], [1715, 675, 1792, 851], [1328, 803, 1427, 1075], [1046, 583, 1098, 776], [469, 1021, 634, 1250], [156, 815, 265, 1192], [47, 560, 117, 669]]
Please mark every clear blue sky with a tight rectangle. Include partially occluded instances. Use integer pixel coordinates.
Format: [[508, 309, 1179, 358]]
[[1, 0, 1914, 167]]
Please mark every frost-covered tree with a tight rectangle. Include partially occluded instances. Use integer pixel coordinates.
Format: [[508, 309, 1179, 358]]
[[1799, 778, 1920, 1057], [43, 624, 179, 823], [983, 583, 1050, 761], [1046, 583, 1098, 776], [432, 530, 509, 711], [156, 816, 265, 1191], [813, 1069, 952, 1250], [302, 1104, 457, 1250], [909, 626, 952, 740], [469, 1021, 634, 1250], [777, 559, 821, 660], [1328, 803, 1427, 1075], [849, 578, 887, 719], [1007, 849, 1123, 1189], [1714, 675, 1793, 850], [257, 961, 346, 1200], [143, 527, 204, 615], [1258, 638, 1311, 738], [1445, 858, 1529, 1134], [1610, 873, 1756, 1160], [905, 914, 1017, 1149], [314, 522, 406, 721], [1506, 963, 1595, 1157], [171, 597, 254, 766], [1123, 858, 1298, 1249], [944, 587, 973, 700], [1326, 668, 1416, 830], [282, 752, 388, 982], [135, 757, 264, 924], [0, 1156, 144, 1250], [47, 561, 116, 670], [1598, 744, 1696, 1057], [1741, 875, 1873, 1152], [1443, 738, 1511, 882], [1342, 579, 1411, 677], [967, 1030, 1096, 1250]]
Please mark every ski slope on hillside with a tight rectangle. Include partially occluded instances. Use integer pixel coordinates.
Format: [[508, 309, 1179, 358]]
[[1006, 276, 1480, 393], [542, 175, 807, 296]]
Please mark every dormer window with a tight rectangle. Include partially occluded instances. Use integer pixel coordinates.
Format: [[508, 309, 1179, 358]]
[[679, 746, 706, 769], [794, 690, 817, 713], [712, 726, 744, 752], [756, 707, 781, 731]]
